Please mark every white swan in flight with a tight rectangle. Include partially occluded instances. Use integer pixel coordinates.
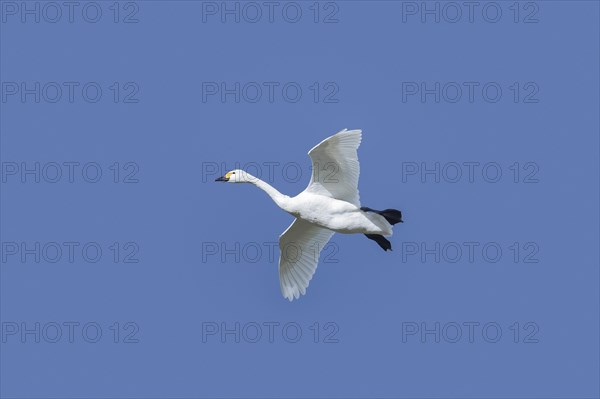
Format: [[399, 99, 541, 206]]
[[215, 129, 403, 301]]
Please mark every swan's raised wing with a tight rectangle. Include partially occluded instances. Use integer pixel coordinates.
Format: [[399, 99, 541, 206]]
[[279, 218, 335, 301], [304, 129, 362, 206]]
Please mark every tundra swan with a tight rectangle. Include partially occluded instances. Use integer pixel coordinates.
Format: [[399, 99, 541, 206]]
[[215, 129, 403, 300]]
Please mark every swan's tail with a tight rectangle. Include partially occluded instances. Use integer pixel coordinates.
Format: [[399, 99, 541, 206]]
[[361, 207, 403, 251], [360, 207, 403, 225]]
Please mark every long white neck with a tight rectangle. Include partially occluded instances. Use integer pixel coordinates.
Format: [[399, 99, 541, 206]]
[[250, 178, 290, 211]]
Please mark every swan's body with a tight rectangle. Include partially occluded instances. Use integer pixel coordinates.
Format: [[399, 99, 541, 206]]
[[215, 129, 402, 300], [283, 193, 392, 235]]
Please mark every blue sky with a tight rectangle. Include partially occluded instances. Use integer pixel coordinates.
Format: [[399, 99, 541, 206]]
[[1, 1, 599, 398]]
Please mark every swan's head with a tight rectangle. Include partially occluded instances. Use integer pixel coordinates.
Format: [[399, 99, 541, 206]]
[[214, 169, 256, 183]]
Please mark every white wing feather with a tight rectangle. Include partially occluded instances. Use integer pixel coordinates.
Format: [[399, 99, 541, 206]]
[[304, 129, 362, 206], [279, 218, 335, 301]]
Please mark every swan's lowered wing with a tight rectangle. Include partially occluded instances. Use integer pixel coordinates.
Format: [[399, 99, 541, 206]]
[[304, 129, 362, 206], [279, 218, 335, 301]]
